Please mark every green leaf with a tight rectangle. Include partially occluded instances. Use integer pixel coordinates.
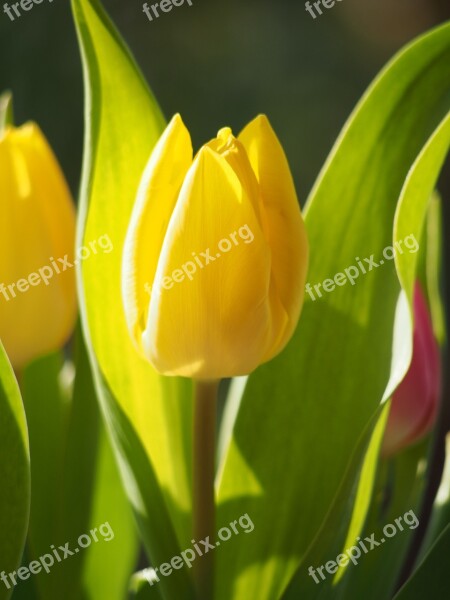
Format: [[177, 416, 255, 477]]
[[22, 331, 137, 600], [72, 0, 195, 597], [58, 332, 138, 600], [216, 22, 450, 600], [11, 548, 39, 600], [331, 109, 450, 600], [424, 195, 446, 344], [280, 404, 389, 599], [0, 342, 30, 600], [421, 433, 450, 556], [393, 524, 450, 600], [394, 112, 450, 301], [81, 430, 138, 599], [415, 192, 446, 344], [282, 110, 450, 595], [22, 352, 67, 598], [335, 442, 426, 600], [333, 403, 390, 585]]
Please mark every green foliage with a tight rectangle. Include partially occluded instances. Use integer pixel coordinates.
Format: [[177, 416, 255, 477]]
[[393, 524, 450, 600], [20, 332, 136, 599], [0, 343, 29, 600], [216, 21, 450, 600], [72, 0, 195, 597]]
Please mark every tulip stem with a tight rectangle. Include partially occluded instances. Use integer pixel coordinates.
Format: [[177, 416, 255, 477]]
[[193, 379, 219, 600], [0, 91, 14, 134]]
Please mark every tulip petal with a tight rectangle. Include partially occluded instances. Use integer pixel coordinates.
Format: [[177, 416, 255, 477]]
[[143, 146, 274, 378], [206, 127, 293, 366], [205, 127, 262, 222], [239, 114, 309, 357], [0, 124, 76, 368], [122, 114, 193, 354], [382, 284, 441, 455]]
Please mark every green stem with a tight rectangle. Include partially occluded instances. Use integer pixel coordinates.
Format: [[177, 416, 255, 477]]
[[193, 379, 219, 600], [0, 91, 14, 135]]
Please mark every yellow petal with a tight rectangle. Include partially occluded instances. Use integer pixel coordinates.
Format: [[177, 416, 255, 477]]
[[205, 127, 262, 222], [0, 123, 77, 368], [143, 146, 273, 378], [239, 114, 309, 358], [122, 114, 193, 354]]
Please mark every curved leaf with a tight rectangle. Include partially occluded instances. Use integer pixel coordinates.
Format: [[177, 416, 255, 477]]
[[216, 22, 450, 600], [22, 332, 137, 600], [393, 524, 450, 600], [72, 0, 195, 597], [0, 343, 30, 600]]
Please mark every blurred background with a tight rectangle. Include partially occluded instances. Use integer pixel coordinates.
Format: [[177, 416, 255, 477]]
[[1, 0, 449, 203]]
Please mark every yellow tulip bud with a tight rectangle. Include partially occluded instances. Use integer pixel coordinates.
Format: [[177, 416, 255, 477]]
[[0, 122, 77, 369], [122, 114, 308, 378]]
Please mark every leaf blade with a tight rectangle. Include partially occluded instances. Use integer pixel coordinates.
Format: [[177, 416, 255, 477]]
[[72, 0, 195, 596], [0, 343, 30, 600], [216, 22, 450, 600]]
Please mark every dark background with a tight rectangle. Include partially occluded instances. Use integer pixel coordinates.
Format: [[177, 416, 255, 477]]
[[1, 0, 449, 201]]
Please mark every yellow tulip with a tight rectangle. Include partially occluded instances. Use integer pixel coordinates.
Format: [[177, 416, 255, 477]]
[[122, 114, 308, 379], [0, 122, 77, 369]]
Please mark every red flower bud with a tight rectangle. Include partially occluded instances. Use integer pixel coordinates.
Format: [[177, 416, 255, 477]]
[[382, 283, 441, 457]]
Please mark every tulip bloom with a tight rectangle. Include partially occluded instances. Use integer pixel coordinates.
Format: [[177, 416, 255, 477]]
[[0, 123, 77, 369], [122, 114, 308, 378], [382, 283, 441, 456]]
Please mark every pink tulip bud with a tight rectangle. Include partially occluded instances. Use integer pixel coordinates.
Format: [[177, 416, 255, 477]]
[[382, 283, 441, 457]]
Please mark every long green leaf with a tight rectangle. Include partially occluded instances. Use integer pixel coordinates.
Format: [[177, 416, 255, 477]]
[[282, 111, 450, 594], [59, 333, 138, 600], [330, 108, 450, 600], [22, 331, 137, 600], [22, 352, 67, 598], [72, 0, 195, 597], [336, 442, 426, 600], [81, 429, 138, 599], [416, 194, 446, 344], [421, 433, 450, 557], [393, 524, 450, 600], [216, 22, 450, 600], [281, 404, 389, 599], [394, 113, 450, 297], [0, 343, 30, 600]]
